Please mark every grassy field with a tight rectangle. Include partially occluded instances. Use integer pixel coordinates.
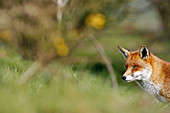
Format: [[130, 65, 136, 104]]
[[0, 31, 169, 113], [0, 0, 170, 112]]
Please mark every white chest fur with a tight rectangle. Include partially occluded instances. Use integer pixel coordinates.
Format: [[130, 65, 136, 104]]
[[135, 80, 168, 103]]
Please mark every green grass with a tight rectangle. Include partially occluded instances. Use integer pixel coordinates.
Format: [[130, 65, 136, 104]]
[[0, 45, 169, 113]]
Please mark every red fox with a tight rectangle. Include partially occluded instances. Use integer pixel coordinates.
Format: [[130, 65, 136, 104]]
[[118, 44, 170, 103]]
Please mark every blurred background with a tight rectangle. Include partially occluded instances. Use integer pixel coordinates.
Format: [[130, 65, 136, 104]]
[[0, 0, 169, 113]]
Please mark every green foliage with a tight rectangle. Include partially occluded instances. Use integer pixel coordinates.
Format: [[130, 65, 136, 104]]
[[0, 0, 169, 112], [0, 46, 169, 113], [0, 0, 131, 60]]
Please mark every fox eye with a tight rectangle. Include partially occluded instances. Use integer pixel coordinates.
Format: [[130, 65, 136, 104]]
[[133, 65, 139, 69]]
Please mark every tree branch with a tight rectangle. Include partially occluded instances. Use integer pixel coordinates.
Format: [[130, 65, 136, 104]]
[[88, 34, 118, 90], [19, 61, 44, 85], [52, 0, 69, 23]]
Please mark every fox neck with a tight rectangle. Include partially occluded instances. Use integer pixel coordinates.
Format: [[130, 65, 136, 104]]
[[135, 80, 159, 95], [149, 54, 165, 87], [135, 80, 168, 103], [135, 54, 169, 103]]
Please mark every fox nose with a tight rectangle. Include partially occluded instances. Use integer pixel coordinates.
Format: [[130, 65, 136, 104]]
[[122, 76, 126, 81]]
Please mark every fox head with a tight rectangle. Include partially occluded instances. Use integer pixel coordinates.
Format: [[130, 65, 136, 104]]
[[118, 44, 152, 82]]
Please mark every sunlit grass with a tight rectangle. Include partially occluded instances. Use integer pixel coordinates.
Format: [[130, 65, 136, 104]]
[[0, 53, 169, 113], [0, 38, 169, 113]]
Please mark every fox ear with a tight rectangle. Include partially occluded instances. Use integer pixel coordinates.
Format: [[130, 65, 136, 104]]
[[117, 46, 130, 59], [139, 44, 150, 59]]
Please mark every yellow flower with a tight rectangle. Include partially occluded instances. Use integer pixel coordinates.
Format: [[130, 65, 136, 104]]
[[52, 36, 69, 56], [53, 37, 65, 48], [0, 30, 12, 42], [57, 44, 69, 56], [85, 13, 106, 29]]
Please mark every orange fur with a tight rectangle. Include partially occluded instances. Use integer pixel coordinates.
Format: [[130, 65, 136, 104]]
[[150, 56, 170, 102], [118, 44, 170, 103]]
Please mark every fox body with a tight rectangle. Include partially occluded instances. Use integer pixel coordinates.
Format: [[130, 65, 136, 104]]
[[118, 44, 170, 103]]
